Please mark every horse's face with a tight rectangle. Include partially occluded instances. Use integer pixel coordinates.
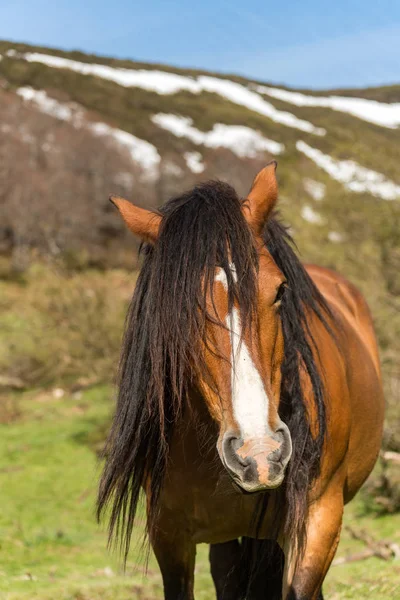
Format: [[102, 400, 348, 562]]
[[111, 161, 292, 494], [200, 245, 292, 493], [200, 164, 292, 492]]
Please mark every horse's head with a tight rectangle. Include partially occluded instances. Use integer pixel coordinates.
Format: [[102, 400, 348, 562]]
[[111, 163, 292, 494], [199, 163, 292, 492]]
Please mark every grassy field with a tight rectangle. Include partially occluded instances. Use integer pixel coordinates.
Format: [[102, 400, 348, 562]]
[[0, 385, 399, 600], [0, 36, 399, 599]]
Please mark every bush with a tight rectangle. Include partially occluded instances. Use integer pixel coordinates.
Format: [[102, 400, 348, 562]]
[[0, 265, 135, 387]]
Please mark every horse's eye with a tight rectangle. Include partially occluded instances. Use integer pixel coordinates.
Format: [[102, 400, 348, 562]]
[[274, 283, 287, 304]]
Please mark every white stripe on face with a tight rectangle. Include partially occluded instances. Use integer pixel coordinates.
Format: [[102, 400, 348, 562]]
[[215, 266, 270, 439]]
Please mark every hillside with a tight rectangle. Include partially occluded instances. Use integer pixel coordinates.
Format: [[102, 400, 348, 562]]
[[0, 37, 399, 399], [0, 39, 400, 599], [0, 39, 399, 339]]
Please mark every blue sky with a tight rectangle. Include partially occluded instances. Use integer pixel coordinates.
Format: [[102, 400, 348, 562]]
[[1, 0, 399, 89]]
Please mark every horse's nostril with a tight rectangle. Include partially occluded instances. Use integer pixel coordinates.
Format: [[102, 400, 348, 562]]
[[222, 434, 248, 467], [271, 431, 284, 460], [272, 423, 292, 466], [220, 428, 291, 492]]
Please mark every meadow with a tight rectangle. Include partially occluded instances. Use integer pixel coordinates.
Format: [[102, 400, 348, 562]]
[[0, 266, 399, 599], [1, 386, 399, 600], [0, 36, 399, 600]]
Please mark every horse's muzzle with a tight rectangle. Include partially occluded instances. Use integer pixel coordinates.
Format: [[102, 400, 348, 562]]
[[219, 425, 292, 493]]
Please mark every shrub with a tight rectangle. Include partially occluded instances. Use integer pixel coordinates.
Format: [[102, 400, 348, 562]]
[[0, 265, 135, 387]]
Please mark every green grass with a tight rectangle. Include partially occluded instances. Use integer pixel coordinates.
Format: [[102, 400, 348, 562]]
[[0, 38, 399, 598], [0, 386, 399, 599]]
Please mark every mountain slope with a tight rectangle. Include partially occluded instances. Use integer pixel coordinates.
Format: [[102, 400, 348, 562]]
[[0, 41, 399, 358], [0, 39, 399, 182], [0, 39, 399, 459], [0, 40, 399, 257]]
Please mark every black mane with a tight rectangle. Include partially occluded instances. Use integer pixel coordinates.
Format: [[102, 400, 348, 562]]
[[262, 219, 334, 551], [97, 180, 334, 562]]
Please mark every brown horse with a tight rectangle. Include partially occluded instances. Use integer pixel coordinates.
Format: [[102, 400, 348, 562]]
[[98, 162, 384, 600]]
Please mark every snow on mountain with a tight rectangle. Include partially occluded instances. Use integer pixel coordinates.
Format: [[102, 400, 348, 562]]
[[16, 87, 160, 176], [297, 141, 400, 200], [152, 113, 284, 157], [8, 50, 325, 136], [184, 151, 205, 173], [257, 85, 400, 129], [301, 205, 323, 224]]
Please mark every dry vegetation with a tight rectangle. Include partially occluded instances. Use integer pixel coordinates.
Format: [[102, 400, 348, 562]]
[[0, 41, 399, 532], [0, 266, 133, 388]]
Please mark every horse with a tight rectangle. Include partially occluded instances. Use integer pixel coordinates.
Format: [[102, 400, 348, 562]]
[[98, 162, 384, 600]]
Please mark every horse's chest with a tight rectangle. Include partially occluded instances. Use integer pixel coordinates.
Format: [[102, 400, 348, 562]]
[[159, 431, 275, 543]]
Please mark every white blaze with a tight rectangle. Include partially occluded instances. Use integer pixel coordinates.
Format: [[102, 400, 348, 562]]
[[215, 267, 269, 439]]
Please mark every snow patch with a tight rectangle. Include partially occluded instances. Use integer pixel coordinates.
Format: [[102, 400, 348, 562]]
[[301, 205, 323, 224], [328, 231, 343, 243], [303, 178, 326, 201], [16, 86, 160, 177], [296, 141, 400, 201], [17, 86, 83, 123], [90, 122, 160, 175], [184, 151, 205, 173], [162, 161, 184, 177], [194, 77, 325, 136], [15, 51, 201, 94], [152, 114, 285, 157], [10, 50, 325, 135], [257, 85, 400, 130]]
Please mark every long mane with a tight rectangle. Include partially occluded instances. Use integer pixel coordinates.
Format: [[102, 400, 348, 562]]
[[97, 180, 334, 561], [262, 219, 334, 552]]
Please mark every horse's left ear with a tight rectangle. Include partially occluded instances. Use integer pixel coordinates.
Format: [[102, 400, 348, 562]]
[[243, 161, 278, 235], [110, 195, 161, 243]]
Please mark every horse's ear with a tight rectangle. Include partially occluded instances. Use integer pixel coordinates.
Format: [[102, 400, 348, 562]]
[[243, 161, 278, 235], [110, 195, 161, 243]]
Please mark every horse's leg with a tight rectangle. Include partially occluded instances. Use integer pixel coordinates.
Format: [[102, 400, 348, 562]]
[[152, 532, 196, 600], [282, 490, 343, 600], [209, 540, 245, 600], [239, 538, 283, 600]]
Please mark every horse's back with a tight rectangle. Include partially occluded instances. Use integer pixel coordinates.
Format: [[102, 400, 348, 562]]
[[306, 264, 384, 502], [306, 264, 381, 373]]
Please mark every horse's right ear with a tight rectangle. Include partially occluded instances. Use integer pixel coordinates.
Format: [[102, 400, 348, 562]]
[[109, 195, 161, 244], [243, 161, 278, 236]]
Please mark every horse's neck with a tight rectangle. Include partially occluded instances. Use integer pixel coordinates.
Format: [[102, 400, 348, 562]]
[[171, 387, 219, 465]]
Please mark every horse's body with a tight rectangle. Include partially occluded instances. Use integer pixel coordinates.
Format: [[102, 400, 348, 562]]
[[99, 164, 384, 599], [152, 265, 383, 599]]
